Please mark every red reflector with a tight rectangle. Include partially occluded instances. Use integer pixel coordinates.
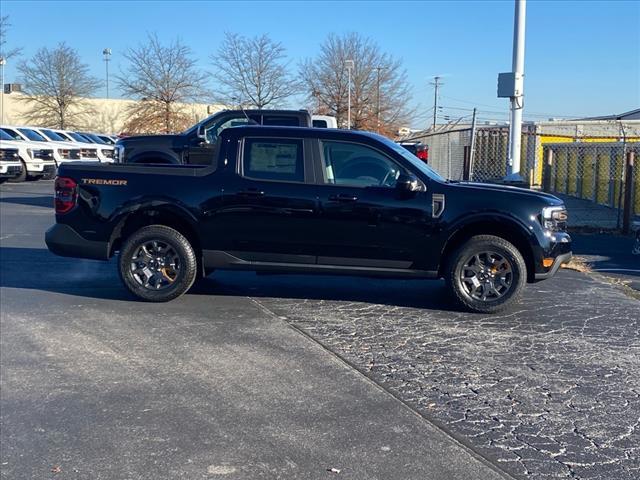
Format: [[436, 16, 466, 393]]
[[54, 176, 78, 214]]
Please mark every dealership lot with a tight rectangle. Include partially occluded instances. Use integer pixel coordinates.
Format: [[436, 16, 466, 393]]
[[1, 181, 639, 480]]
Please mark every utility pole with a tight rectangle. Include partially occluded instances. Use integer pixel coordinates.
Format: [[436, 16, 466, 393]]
[[0, 56, 5, 124], [103, 48, 112, 99], [505, 0, 526, 182], [430, 76, 443, 130], [345, 59, 354, 129], [468, 107, 478, 180], [376, 66, 384, 133]]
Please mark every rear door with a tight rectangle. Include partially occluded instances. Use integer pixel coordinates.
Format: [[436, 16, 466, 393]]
[[206, 134, 318, 263]]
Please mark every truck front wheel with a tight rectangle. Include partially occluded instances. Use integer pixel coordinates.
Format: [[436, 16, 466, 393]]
[[445, 235, 527, 313], [118, 225, 197, 302]]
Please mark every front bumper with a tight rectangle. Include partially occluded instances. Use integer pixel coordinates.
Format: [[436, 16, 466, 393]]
[[534, 251, 572, 280], [0, 163, 23, 177], [45, 224, 110, 260]]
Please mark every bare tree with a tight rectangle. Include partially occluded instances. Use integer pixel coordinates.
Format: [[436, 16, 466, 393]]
[[210, 32, 298, 109], [17, 43, 100, 128], [117, 34, 208, 133], [0, 15, 22, 60], [300, 33, 413, 136]]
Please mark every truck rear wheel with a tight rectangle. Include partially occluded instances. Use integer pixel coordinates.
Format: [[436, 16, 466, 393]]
[[118, 225, 197, 302], [445, 235, 526, 314]]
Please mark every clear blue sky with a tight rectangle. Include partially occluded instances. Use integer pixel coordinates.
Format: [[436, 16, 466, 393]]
[[2, 0, 639, 127]]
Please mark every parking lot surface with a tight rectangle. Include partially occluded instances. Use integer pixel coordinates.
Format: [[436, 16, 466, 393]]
[[1, 181, 508, 480], [2, 180, 640, 480]]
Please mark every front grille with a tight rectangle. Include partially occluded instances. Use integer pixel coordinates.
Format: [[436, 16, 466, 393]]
[[34, 149, 54, 160], [81, 148, 98, 158], [0, 148, 20, 161]]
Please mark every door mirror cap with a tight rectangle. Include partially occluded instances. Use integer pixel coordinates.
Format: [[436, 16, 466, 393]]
[[395, 173, 423, 193]]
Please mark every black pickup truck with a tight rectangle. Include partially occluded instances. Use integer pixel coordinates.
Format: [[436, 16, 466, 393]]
[[114, 109, 311, 164], [46, 125, 571, 313]]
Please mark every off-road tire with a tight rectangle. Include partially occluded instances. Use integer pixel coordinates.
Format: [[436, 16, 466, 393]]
[[445, 235, 527, 314], [118, 225, 197, 302]]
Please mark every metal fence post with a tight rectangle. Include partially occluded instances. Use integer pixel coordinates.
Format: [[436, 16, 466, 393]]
[[542, 147, 553, 191], [623, 151, 635, 234]]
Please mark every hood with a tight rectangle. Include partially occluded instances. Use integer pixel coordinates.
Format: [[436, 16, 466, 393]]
[[448, 181, 563, 205], [0, 138, 56, 151], [117, 134, 180, 144]]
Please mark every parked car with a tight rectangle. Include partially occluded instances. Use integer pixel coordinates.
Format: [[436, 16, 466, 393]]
[[399, 141, 428, 162], [50, 129, 114, 163], [312, 115, 338, 128], [0, 127, 57, 181], [114, 109, 313, 164], [0, 146, 24, 183], [46, 126, 571, 313]]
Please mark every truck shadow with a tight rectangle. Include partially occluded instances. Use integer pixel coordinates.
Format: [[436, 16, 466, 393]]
[[0, 195, 54, 209], [0, 246, 459, 311]]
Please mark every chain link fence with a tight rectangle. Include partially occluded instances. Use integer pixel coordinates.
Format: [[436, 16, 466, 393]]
[[399, 120, 640, 231]]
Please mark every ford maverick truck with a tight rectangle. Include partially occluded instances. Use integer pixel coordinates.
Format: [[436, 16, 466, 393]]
[[46, 126, 571, 313]]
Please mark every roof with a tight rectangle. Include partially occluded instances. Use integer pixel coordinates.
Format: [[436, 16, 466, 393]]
[[577, 108, 640, 121]]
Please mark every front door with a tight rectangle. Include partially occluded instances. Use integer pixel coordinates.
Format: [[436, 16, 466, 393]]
[[314, 139, 435, 270]]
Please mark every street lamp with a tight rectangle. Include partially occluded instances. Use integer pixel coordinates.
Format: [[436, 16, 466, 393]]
[[345, 59, 354, 129], [0, 56, 6, 124], [103, 48, 112, 99], [375, 66, 386, 133]]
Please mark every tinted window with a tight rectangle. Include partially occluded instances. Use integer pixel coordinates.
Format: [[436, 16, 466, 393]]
[[98, 135, 115, 145], [313, 119, 328, 128], [243, 138, 304, 182], [321, 140, 407, 188], [68, 132, 91, 143], [18, 128, 47, 142], [262, 116, 300, 126]]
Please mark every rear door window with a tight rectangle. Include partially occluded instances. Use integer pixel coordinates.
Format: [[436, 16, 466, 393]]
[[242, 138, 304, 182]]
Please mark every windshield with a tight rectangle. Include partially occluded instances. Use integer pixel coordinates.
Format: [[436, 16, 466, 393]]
[[67, 131, 91, 143], [83, 133, 107, 144], [0, 128, 24, 141], [0, 129, 15, 141], [98, 135, 115, 145], [18, 128, 47, 142], [41, 129, 68, 142], [377, 135, 445, 182]]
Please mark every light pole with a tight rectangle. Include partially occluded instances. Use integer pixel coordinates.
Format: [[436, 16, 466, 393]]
[[376, 66, 385, 133], [103, 48, 112, 99], [430, 76, 443, 130], [345, 59, 354, 129], [0, 56, 5, 125], [504, 0, 526, 182]]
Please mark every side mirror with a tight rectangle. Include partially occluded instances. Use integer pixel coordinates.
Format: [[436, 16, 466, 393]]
[[196, 124, 207, 141], [395, 173, 423, 193]]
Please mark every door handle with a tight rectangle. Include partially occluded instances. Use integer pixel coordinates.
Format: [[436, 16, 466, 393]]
[[328, 194, 358, 203], [238, 189, 265, 197]]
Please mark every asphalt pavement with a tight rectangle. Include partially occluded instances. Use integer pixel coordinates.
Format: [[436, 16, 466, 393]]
[[2, 180, 640, 480], [1, 181, 508, 479]]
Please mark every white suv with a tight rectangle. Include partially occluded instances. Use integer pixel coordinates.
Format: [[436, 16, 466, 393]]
[[0, 127, 57, 181], [2, 125, 84, 168]]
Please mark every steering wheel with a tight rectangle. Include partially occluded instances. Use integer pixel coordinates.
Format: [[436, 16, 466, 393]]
[[381, 168, 400, 187], [336, 157, 392, 186]]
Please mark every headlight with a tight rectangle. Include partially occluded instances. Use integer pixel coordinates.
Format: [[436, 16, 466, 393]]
[[541, 206, 568, 231], [101, 149, 114, 158], [113, 145, 124, 163], [58, 148, 71, 159]]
